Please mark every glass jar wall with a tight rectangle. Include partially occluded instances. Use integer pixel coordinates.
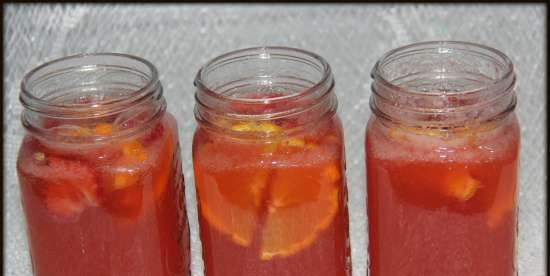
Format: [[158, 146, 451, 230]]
[[366, 41, 520, 276], [17, 53, 190, 276], [193, 46, 352, 276]]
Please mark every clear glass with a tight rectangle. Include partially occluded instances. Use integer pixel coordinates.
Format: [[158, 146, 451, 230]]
[[193, 46, 351, 276], [366, 41, 520, 276], [17, 53, 190, 276]]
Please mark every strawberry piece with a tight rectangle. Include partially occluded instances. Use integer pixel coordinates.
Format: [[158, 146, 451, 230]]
[[22, 154, 99, 219], [45, 157, 99, 205], [44, 183, 86, 221]]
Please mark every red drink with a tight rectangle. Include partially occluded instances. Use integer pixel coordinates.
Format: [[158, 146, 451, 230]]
[[366, 117, 519, 275], [16, 54, 189, 276], [366, 41, 520, 276], [192, 47, 351, 276]]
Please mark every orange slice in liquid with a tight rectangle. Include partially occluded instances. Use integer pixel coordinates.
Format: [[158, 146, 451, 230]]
[[196, 121, 341, 259], [196, 162, 340, 258], [195, 165, 270, 246], [260, 163, 340, 260]]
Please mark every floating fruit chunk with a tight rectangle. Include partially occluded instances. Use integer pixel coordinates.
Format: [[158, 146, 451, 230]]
[[95, 123, 114, 135], [111, 139, 149, 191], [443, 169, 480, 202], [231, 121, 282, 134], [113, 170, 140, 190], [195, 135, 342, 259], [122, 140, 148, 161], [104, 139, 152, 218], [260, 162, 340, 260], [21, 154, 98, 220], [44, 183, 86, 220], [195, 169, 265, 246], [216, 169, 270, 209]]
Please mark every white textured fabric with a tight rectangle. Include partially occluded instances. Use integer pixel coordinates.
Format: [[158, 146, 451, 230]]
[[3, 4, 546, 276]]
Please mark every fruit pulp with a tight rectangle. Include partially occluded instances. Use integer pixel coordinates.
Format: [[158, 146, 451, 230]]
[[366, 116, 520, 276], [17, 113, 189, 276], [193, 116, 351, 276]]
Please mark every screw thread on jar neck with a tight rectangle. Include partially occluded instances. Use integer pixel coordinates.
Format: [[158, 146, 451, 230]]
[[193, 46, 337, 135], [370, 41, 516, 128], [20, 53, 166, 142]]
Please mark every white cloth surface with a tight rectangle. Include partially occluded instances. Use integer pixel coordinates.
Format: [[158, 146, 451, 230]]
[[3, 4, 546, 276]]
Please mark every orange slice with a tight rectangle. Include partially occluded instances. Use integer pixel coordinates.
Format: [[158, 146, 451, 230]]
[[195, 128, 342, 259], [260, 162, 341, 260], [195, 167, 269, 246]]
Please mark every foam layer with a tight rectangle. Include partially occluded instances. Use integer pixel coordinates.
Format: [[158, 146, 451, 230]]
[[367, 116, 520, 163]]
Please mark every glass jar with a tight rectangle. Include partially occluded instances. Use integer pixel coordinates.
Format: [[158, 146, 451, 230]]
[[17, 53, 190, 276], [366, 41, 520, 276], [192, 47, 351, 276]]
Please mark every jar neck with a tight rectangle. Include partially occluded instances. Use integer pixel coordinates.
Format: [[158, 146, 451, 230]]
[[370, 41, 516, 128], [20, 53, 166, 142], [194, 46, 337, 135]]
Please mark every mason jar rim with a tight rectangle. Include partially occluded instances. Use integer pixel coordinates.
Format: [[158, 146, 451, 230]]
[[371, 40, 515, 97], [194, 46, 332, 104], [20, 52, 159, 113], [19, 52, 166, 143]]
